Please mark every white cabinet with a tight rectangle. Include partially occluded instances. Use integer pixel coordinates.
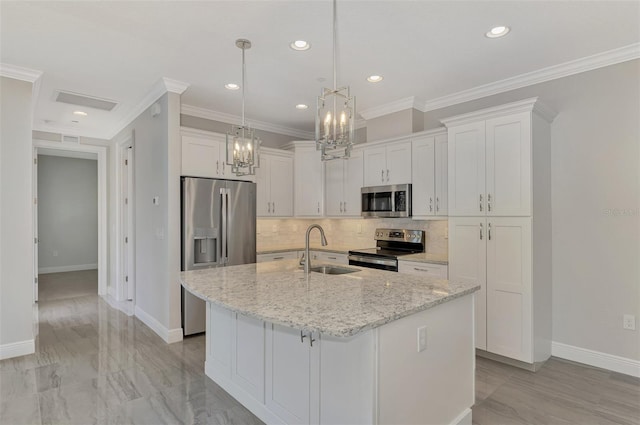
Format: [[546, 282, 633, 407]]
[[232, 314, 265, 402], [265, 324, 319, 425], [290, 142, 324, 217], [411, 131, 448, 218], [181, 129, 254, 181], [256, 150, 293, 217], [443, 98, 553, 367], [398, 260, 448, 279], [445, 112, 531, 216], [363, 140, 412, 186], [256, 251, 298, 263], [315, 251, 348, 265], [324, 150, 363, 216]]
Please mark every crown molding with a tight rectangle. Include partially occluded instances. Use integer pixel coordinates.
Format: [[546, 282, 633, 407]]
[[440, 97, 557, 127], [181, 104, 314, 140], [162, 77, 190, 94], [359, 96, 425, 120], [422, 43, 640, 112], [0, 63, 43, 82]]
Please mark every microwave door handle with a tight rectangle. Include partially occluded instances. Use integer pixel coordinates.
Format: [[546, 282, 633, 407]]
[[391, 190, 396, 213]]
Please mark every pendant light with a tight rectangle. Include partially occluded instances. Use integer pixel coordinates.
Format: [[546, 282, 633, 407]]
[[315, 0, 355, 161], [226, 39, 261, 176]]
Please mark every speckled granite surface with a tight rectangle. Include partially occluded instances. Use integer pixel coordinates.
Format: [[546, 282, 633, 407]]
[[180, 260, 477, 338], [399, 253, 449, 265]]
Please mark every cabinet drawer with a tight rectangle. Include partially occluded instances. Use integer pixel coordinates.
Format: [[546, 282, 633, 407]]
[[315, 252, 348, 265], [256, 251, 298, 263], [398, 261, 448, 279]]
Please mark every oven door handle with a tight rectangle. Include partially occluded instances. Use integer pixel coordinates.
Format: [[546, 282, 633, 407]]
[[348, 255, 397, 267]]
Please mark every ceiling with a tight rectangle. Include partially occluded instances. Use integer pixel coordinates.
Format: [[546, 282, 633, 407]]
[[1, 1, 639, 140]]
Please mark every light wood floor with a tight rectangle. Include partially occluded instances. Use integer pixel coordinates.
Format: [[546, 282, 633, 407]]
[[1, 271, 638, 424]]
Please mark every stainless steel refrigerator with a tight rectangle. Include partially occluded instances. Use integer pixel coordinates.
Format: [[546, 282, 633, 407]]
[[181, 177, 256, 336]]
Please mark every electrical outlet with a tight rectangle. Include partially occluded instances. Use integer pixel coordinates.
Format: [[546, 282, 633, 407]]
[[623, 314, 636, 330], [417, 326, 427, 352]]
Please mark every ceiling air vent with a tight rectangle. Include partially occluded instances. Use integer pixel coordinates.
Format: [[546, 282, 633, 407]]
[[62, 135, 80, 144], [55, 90, 118, 111]]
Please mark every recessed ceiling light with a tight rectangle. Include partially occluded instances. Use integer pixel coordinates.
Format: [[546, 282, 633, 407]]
[[367, 75, 384, 83], [295, 104, 309, 110], [73, 110, 88, 116], [225, 83, 240, 90], [486, 26, 510, 38], [290, 40, 310, 51]]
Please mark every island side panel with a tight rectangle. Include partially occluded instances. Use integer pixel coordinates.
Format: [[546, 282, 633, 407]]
[[377, 293, 475, 425]]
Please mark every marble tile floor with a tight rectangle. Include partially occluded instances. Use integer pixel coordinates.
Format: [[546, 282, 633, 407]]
[[1, 270, 638, 424]]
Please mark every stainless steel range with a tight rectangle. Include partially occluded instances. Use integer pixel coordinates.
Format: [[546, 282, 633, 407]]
[[348, 228, 425, 272]]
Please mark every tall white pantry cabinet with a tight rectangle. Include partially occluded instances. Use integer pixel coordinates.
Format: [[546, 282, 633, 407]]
[[442, 98, 555, 368]]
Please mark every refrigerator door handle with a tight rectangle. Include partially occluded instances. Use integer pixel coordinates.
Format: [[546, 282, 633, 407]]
[[221, 188, 228, 265], [225, 190, 230, 263]]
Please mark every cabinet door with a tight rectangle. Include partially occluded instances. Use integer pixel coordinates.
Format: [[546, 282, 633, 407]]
[[266, 324, 312, 424], [207, 303, 233, 379], [232, 314, 265, 402], [182, 135, 222, 178], [324, 159, 344, 216], [486, 217, 532, 362], [449, 218, 487, 350], [343, 150, 363, 216], [434, 134, 448, 216], [386, 141, 412, 185], [270, 155, 294, 217], [294, 148, 323, 216], [448, 122, 486, 216], [363, 146, 387, 186], [411, 136, 436, 217], [256, 155, 271, 217], [486, 113, 531, 216]]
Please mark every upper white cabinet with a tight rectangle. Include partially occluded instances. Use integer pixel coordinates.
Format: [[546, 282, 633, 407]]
[[444, 111, 532, 216], [363, 140, 412, 186], [324, 149, 363, 217], [256, 149, 293, 217], [289, 142, 324, 217], [443, 98, 555, 367], [181, 128, 254, 181], [411, 130, 448, 218]]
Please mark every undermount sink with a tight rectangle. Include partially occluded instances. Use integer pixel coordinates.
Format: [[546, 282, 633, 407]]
[[310, 265, 360, 275]]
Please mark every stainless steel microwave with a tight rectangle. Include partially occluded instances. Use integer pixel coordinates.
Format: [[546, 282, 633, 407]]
[[361, 184, 412, 218]]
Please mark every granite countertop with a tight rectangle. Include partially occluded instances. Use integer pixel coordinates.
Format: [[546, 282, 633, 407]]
[[179, 260, 478, 338], [398, 253, 449, 265]]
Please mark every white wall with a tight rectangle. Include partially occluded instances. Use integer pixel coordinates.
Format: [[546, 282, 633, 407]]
[[38, 155, 98, 273], [0, 76, 35, 358], [422, 59, 640, 362]]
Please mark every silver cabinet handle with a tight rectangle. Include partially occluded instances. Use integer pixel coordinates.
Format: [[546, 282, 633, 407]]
[[429, 197, 433, 212], [340, 201, 343, 213], [480, 222, 483, 240], [436, 197, 440, 212], [381, 169, 384, 182], [386, 169, 389, 182], [488, 193, 491, 212], [328, 256, 337, 260], [343, 201, 346, 212], [479, 194, 483, 212], [309, 332, 316, 347], [273, 256, 284, 260], [300, 330, 306, 343], [413, 267, 432, 272], [488, 222, 492, 241], [222, 161, 225, 174], [267, 202, 271, 213], [216, 160, 219, 175], [317, 202, 320, 213], [273, 202, 276, 214]]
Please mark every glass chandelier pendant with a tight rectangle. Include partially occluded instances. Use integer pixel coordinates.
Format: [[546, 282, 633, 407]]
[[226, 39, 261, 176], [315, 0, 355, 161]]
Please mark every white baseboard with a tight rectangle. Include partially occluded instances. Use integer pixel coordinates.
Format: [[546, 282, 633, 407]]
[[552, 341, 640, 378], [102, 293, 134, 316], [39, 263, 98, 274], [134, 305, 183, 344], [0, 339, 35, 360], [450, 408, 472, 425]]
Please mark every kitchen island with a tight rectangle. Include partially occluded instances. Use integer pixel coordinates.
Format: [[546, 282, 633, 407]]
[[180, 260, 479, 425]]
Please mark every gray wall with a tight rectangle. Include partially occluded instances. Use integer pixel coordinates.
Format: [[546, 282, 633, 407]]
[[0, 76, 34, 353], [181, 114, 298, 148], [38, 155, 98, 273], [365, 108, 423, 142], [423, 59, 640, 361]]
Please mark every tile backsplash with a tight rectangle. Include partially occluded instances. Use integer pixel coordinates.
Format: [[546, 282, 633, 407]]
[[257, 218, 448, 256]]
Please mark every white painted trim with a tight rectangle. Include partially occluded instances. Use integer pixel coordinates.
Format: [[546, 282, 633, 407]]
[[32, 139, 108, 297], [0, 339, 35, 360], [450, 408, 472, 425], [422, 43, 640, 112], [102, 293, 134, 316], [181, 103, 314, 140], [440, 97, 557, 127], [39, 263, 98, 274], [359, 96, 425, 120], [37, 148, 97, 160], [0, 63, 43, 82], [134, 305, 183, 344], [161, 77, 190, 94], [552, 341, 640, 378]]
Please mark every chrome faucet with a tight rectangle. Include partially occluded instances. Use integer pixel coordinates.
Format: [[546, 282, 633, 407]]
[[304, 224, 328, 274]]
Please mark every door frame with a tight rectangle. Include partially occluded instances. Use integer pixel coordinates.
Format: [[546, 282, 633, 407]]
[[115, 133, 135, 302], [32, 138, 108, 296]]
